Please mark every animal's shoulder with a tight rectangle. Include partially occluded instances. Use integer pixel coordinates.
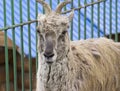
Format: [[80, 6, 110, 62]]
[[71, 37, 114, 47], [70, 37, 120, 64], [70, 37, 117, 52]]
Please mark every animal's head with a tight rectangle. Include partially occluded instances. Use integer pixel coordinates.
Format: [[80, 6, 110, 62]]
[[37, 0, 74, 64]]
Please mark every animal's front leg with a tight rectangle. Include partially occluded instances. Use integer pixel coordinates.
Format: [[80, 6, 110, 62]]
[[36, 78, 45, 91]]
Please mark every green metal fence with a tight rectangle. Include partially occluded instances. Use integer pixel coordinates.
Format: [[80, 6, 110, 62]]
[[0, 0, 119, 91]]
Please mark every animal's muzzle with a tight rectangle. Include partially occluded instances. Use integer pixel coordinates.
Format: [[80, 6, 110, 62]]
[[44, 40, 54, 59], [44, 52, 54, 59]]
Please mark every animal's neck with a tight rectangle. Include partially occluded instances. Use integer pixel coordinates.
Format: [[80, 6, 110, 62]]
[[38, 51, 75, 90], [40, 56, 70, 81]]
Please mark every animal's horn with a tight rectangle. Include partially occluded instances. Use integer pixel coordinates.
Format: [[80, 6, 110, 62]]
[[36, 0, 51, 14], [55, 0, 71, 14]]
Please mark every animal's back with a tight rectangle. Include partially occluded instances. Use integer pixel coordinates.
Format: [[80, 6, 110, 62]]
[[70, 37, 120, 91]]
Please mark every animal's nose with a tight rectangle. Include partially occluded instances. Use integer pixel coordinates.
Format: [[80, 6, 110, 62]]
[[44, 52, 54, 59], [44, 40, 54, 59]]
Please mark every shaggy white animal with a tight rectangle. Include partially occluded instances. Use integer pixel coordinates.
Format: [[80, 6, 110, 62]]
[[36, 0, 120, 91]]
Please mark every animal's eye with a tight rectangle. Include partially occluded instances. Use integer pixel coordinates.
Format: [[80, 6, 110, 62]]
[[58, 31, 67, 42], [36, 26, 42, 34], [61, 30, 67, 35], [37, 28, 40, 33], [37, 28, 44, 41], [39, 34, 44, 41]]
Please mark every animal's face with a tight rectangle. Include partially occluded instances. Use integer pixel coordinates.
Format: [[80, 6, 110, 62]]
[[36, 0, 74, 64], [37, 13, 72, 64]]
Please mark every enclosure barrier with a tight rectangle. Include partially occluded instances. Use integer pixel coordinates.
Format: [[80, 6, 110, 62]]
[[0, 0, 119, 91]]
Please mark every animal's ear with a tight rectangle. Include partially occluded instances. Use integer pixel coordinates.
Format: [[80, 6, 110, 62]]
[[37, 14, 44, 21], [37, 13, 46, 25], [68, 10, 74, 22]]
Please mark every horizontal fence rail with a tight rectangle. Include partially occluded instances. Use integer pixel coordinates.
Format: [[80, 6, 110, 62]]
[[0, 0, 105, 31], [62, 0, 106, 14], [0, 20, 37, 31]]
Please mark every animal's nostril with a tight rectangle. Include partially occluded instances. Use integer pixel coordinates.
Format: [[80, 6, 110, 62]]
[[44, 52, 54, 58]]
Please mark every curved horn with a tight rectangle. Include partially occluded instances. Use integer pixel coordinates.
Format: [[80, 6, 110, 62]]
[[36, 0, 51, 14], [55, 0, 71, 14]]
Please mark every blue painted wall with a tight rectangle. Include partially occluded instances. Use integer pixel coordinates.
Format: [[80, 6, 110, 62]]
[[0, 0, 120, 57]]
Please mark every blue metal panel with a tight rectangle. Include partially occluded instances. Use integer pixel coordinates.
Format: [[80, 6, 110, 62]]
[[0, 0, 120, 58]]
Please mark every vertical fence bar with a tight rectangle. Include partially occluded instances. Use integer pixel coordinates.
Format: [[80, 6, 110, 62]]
[[3, 0, 10, 91], [91, 0, 94, 38], [50, 0, 52, 9], [64, 0, 66, 10], [42, 1, 45, 14], [109, 0, 112, 39], [84, 0, 87, 39], [11, 0, 17, 91], [20, 1, 25, 91], [103, 0, 106, 36], [4, 31, 10, 91], [78, 0, 80, 40], [57, 0, 60, 4], [97, 0, 100, 37], [35, 0, 38, 74], [27, 0, 32, 91], [70, 0, 73, 40], [115, 0, 118, 42]]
